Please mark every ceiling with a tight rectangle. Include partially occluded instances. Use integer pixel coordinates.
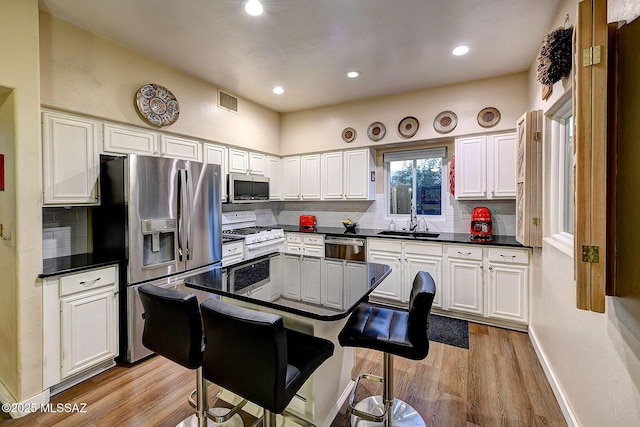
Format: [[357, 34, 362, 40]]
[[38, 0, 560, 113]]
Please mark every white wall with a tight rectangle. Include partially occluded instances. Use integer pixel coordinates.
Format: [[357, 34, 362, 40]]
[[528, 1, 640, 426], [0, 0, 43, 403], [39, 12, 280, 155], [280, 72, 528, 156]]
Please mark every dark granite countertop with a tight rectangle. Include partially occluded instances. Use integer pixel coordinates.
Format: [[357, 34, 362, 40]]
[[40, 253, 123, 278], [279, 225, 526, 248], [185, 252, 392, 321]]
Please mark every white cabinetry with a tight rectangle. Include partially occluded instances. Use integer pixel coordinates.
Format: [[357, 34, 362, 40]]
[[446, 245, 484, 315], [282, 155, 321, 200], [445, 244, 529, 325], [222, 240, 244, 266], [321, 149, 375, 200], [43, 265, 119, 389], [159, 134, 201, 161], [285, 233, 325, 256], [103, 122, 158, 155], [455, 132, 516, 200], [228, 148, 266, 175], [367, 238, 443, 307], [486, 248, 529, 324], [42, 111, 100, 205], [265, 155, 282, 200], [203, 143, 228, 202]]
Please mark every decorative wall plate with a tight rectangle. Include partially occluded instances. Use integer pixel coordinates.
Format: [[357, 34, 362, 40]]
[[477, 107, 501, 128], [342, 127, 357, 143], [398, 116, 419, 138], [367, 122, 386, 141], [433, 111, 458, 133], [135, 84, 180, 127]]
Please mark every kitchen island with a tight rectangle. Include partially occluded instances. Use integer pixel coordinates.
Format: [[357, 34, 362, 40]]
[[185, 252, 391, 427]]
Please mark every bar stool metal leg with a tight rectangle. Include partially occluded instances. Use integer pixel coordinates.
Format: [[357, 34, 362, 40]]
[[349, 353, 425, 427]]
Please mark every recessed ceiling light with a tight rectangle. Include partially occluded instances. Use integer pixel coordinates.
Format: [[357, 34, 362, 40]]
[[452, 45, 470, 56], [272, 86, 284, 95], [244, 0, 264, 16], [346, 71, 360, 78]]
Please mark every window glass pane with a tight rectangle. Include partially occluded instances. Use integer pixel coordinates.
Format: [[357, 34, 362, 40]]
[[389, 160, 413, 215], [416, 158, 442, 215], [563, 115, 574, 233]]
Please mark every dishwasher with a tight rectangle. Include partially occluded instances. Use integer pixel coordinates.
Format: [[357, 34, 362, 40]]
[[324, 236, 367, 261]]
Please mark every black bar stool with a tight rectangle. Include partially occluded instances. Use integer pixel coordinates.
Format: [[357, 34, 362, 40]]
[[200, 298, 335, 427], [138, 284, 244, 427], [338, 271, 436, 427]]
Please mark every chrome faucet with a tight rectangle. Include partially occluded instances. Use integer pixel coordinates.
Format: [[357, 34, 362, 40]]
[[409, 204, 418, 232]]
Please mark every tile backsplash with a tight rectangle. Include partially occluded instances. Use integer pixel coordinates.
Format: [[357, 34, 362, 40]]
[[42, 207, 89, 259]]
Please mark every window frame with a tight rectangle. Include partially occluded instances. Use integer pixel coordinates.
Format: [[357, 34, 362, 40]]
[[384, 152, 447, 222], [549, 96, 574, 253]]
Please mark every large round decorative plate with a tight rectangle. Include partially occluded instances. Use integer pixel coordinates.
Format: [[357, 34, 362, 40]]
[[135, 84, 180, 127], [342, 127, 357, 143], [398, 116, 419, 138], [477, 107, 500, 128], [367, 122, 386, 141], [433, 111, 458, 134]]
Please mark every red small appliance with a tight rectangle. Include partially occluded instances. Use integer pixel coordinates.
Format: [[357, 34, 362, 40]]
[[470, 207, 493, 241], [299, 215, 317, 231]]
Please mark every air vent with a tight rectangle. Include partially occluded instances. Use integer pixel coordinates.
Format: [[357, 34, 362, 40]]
[[218, 90, 238, 113]]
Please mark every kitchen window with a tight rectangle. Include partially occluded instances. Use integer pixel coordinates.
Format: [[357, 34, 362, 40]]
[[384, 147, 447, 219], [549, 96, 574, 250]]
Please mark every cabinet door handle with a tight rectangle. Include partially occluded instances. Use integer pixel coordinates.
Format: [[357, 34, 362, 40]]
[[79, 277, 101, 286], [489, 266, 493, 271]]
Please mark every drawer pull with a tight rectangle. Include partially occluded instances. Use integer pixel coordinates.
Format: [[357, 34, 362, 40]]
[[500, 254, 517, 259], [458, 251, 472, 256], [79, 277, 101, 286]]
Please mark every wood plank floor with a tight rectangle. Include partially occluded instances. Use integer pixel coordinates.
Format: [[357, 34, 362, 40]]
[[1, 323, 566, 427]]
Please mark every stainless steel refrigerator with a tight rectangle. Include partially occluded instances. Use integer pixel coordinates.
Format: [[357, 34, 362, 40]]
[[92, 154, 222, 362]]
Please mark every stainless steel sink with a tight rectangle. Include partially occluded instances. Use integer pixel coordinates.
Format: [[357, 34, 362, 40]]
[[377, 230, 440, 239]]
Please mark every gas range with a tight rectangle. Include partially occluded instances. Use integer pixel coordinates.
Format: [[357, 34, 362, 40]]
[[221, 211, 285, 256], [222, 226, 285, 245]]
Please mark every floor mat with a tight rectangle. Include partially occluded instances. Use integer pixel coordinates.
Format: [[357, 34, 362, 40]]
[[428, 314, 469, 349]]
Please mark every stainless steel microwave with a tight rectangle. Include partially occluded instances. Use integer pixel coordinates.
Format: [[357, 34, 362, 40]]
[[227, 173, 270, 203]]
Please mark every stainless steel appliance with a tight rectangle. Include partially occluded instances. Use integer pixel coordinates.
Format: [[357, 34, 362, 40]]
[[325, 236, 366, 262], [92, 154, 222, 362], [227, 173, 270, 203], [222, 211, 285, 258]]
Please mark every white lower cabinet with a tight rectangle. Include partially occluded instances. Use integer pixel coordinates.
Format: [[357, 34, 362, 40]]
[[222, 240, 244, 266], [446, 245, 530, 325], [284, 233, 324, 257], [43, 265, 119, 389], [367, 239, 443, 307], [368, 238, 530, 327]]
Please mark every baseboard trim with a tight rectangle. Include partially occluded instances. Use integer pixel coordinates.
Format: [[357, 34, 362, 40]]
[[528, 327, 578, 427], [0, 386, 50, 419]]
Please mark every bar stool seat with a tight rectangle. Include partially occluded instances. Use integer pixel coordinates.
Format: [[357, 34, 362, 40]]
[[138, 284, 244, 427], [338, 271, 436, 427], [200, 298, 334, 427]]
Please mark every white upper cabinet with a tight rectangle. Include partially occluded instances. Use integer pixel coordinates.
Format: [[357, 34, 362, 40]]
[[42, 111, 100, 205], [228, 148, 266, 175], [455, 132, 516, 200], [103, 122, 158, 156], [159, 134, 201, 161], [300, 154, 321, 200], [321, 151, 344, 200], [228, 148, 249, 174], [321, 149, 375, 200], [265, 155, 282, 200], [203, 143, 228, 202], [282, 156, 302, 200]]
